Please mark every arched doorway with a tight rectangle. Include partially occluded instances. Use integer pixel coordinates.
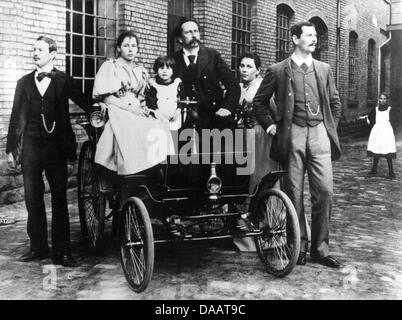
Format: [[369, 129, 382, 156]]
[[309, 17, 328, 62]]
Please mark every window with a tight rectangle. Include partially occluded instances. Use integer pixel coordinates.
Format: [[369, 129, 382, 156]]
[[231, 0, 252, 75], [276, 4, 293, 62], [309, 17, 328, 62], [348, 31, 358, 105], [380, 45, 390, 95], [167, 0, 193, 56], [367, 39, 376, 107], [66, 0, 117, 95]]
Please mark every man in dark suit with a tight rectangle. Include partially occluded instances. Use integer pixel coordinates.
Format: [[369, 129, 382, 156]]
[[6, 36, 90, 267], [253, 22, 342, 268], [173, 18, 240, 129]]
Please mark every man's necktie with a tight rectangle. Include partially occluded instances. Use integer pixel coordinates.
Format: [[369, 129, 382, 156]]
[[36, 71, 55, 82], [301, 63, 309, 72], [188, 55, 196, 66]]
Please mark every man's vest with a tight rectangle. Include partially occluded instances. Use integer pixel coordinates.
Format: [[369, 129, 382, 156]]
[[290, 60, 324, 127], [181, 62, 197, 100], [25, 77, 58, 139]]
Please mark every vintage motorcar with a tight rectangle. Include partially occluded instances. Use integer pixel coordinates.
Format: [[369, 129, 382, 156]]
[[76, 100, 300, 292]]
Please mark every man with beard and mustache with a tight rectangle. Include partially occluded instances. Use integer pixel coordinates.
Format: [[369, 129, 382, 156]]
[[6, 36, 90, 267], [173, 18, 240, 130], [253, 22, 342, 268]]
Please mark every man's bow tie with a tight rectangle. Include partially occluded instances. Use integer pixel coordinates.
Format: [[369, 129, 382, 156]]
[[36, 71, 56, 82]]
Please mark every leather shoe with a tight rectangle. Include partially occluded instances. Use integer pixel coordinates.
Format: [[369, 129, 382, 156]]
[[296, 252, 307, 265], [52, 254, 79, 268], [311, 255, 341, 268], [19, 249, 49, 262]]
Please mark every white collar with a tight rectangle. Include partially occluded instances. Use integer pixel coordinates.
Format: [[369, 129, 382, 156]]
[[36, 62, 54, 74], [183, 47, 199, 57], [241, 76, 263, 89], [291, 53, 313, 68]]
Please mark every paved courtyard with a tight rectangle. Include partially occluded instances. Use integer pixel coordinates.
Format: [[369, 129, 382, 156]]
[[0, 128, 401, 300]]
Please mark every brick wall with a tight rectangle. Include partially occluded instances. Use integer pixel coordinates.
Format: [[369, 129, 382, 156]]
[[0, 0, 170, 205], [248, 0, 389, 131], [193, 0, 206, 41], [201, 0, 233, 63], [390, 29, 402, 125], [251, 0, 277, 73], [339, 0, 390, 124], [249, 0, 340, 77], [0, 0, 66, 204], [0, 0, 392, 205], [292, 0, 339, 77], [390, 0, 402, 121], [118, 0, 168, 74]]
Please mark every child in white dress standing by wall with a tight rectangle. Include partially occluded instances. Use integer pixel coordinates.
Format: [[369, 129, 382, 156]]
[[366, 93, 396, 179]]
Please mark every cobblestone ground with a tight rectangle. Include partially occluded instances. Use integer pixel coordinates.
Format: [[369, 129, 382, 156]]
[[0, 129, 401, 300]]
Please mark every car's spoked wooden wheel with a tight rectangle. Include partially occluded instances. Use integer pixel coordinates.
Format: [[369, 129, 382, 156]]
[[119, 197, 154, 292], [254, 189, 300, 277], [77, 141, 105, 251]]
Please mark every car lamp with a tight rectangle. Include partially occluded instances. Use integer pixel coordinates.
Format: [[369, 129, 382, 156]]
[[90, 110, 106, 128], [206, 163, 222, 201]]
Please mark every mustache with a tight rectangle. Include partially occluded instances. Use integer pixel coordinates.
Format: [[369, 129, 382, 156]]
[[190, 38, 201, 45]]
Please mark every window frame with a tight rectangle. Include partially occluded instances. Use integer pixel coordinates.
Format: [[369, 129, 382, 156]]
[[231, 0, 252, 75], [66, 0, 118, 95], [167, 0, 194, 57], [276, 4, 293, 63]]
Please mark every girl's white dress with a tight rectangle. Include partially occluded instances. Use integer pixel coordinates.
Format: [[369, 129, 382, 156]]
[[93, 59, 174, 175], [148, 78, 182, 131], [367, 106, 396, 158]]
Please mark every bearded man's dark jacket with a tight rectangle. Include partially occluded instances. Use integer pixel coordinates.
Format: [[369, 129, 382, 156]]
[[173, 46, 240, 121]]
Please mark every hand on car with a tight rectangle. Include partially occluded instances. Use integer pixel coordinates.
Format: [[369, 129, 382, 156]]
[[98, 102, 108, 114]]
